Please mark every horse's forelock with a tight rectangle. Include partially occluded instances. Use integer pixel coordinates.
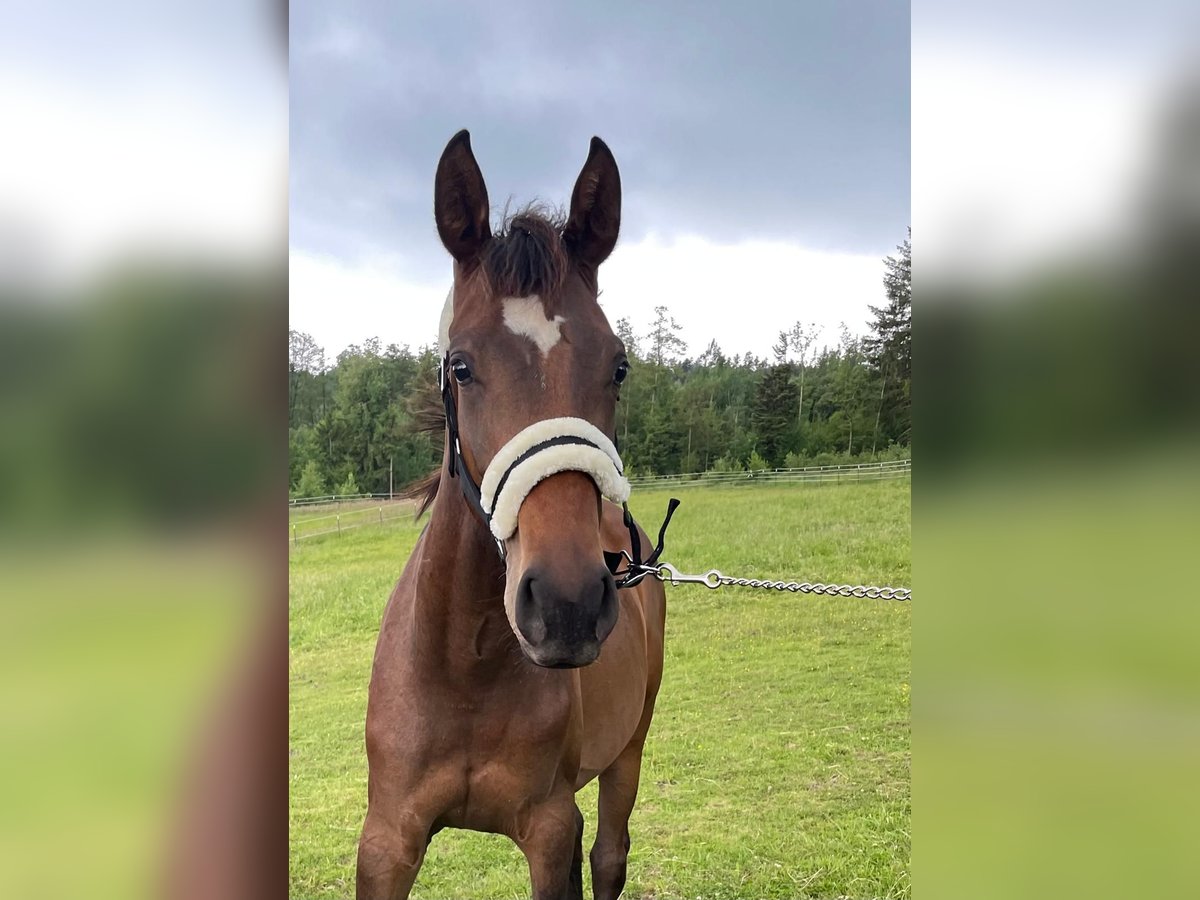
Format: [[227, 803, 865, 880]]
[[481, 205, 568, 300]]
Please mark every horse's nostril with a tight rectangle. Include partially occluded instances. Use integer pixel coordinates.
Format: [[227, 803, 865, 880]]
[[515, 566, 620, 652], [514, 573, 547, 644], [595, 571, 619, 643]]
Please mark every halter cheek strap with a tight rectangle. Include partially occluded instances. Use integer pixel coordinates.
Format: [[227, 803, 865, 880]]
[[439, 355, 676, 587]]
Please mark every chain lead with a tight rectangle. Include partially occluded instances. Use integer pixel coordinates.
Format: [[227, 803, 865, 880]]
[[646, 561, 910, 602]]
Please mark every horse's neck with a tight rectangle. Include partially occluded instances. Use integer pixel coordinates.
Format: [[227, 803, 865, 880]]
[[410, 482, 515, 674]]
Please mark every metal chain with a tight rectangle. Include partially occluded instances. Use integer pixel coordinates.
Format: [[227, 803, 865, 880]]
[[643, 561, 911, 602]]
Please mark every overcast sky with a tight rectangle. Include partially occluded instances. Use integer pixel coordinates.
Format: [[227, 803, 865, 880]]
[[5, 1, 1188, 349], [288, 1, 910, 361]]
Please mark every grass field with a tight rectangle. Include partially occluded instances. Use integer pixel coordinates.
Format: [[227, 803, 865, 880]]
[[289, 478, 911, 899]]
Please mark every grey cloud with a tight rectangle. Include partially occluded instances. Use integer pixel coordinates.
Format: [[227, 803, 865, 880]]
[[290, 1, 909, 281]]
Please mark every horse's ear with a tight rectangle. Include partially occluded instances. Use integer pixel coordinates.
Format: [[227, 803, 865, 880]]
[[434, 130, 491, 263], [564, 136, 621, 268]]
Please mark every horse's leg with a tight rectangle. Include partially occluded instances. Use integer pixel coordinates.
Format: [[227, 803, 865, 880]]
[[589, 743, 644, 900], [567, 804, 585, 900], [517, 796, 579, 900], [355, 809, 430, 900]]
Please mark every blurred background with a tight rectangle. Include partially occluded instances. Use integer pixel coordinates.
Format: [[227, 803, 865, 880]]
[[0, 2, 286, 898], [914, 2, 1200, 898]]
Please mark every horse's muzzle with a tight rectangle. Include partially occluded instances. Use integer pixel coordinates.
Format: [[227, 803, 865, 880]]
[[513, 564, 619, 668]]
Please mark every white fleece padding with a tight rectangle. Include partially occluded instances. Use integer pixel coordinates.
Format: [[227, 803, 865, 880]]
[[480, 417, 630, 542]]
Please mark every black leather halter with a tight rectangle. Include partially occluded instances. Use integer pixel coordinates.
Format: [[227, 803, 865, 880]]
[[439, 355, 678, 588]]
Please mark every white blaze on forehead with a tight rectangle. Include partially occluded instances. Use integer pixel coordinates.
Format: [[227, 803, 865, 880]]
[[501, 295, 566, 357], [437, 286, 454, 355]]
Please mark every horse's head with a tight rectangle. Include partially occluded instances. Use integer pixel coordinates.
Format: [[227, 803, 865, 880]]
[[433, 130, 629, 668]]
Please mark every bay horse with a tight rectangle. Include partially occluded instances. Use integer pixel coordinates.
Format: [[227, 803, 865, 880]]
[[356, 131, 667, 900]]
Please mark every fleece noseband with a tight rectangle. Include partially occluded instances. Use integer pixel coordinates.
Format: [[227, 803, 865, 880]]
[[480, 418, 630, 541], [439, 356, 677, 587]]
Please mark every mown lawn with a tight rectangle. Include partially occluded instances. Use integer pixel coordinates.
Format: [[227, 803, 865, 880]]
[[290, 478, 910, 899]]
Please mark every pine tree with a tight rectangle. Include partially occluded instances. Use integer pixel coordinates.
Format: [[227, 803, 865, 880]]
[[296, 459, 327, 498], [647, 306, 687, 365], [772, 330, 789, 364], [751, 364, 799, 466], [614, 316, 641, 359], [697, 339, 726, 368], [864, 229, 911, 448]]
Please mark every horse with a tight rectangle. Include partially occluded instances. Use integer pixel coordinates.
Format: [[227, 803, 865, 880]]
[[356, 130, 667, 900]]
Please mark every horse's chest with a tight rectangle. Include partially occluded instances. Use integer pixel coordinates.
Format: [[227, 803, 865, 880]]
[[418, 684, 578, 834], [432, 758, 546, 833], [425, 718, 564, 832]]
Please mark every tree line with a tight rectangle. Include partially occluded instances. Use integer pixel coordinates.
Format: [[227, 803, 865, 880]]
[[289, 233, 910, 498]]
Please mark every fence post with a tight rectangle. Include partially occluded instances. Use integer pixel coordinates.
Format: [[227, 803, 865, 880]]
[[379, 506, 383, 525], [337, 514, 341, 534], [292, 524, 297, 546]]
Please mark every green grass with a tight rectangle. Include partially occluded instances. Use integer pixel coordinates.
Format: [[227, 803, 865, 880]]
[[290, 478, 910, 899]]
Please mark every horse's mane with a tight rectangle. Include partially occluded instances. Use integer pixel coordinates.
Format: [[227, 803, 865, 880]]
[[403, 204, 569, 517], [401, 380, 445, 518]]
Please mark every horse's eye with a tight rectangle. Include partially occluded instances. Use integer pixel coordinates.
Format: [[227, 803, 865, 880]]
[[613, 361, 630, 386], [451, 361, 473, 384]]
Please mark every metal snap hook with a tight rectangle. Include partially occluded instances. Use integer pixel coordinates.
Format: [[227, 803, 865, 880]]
[[656, 563, 722, 589]]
